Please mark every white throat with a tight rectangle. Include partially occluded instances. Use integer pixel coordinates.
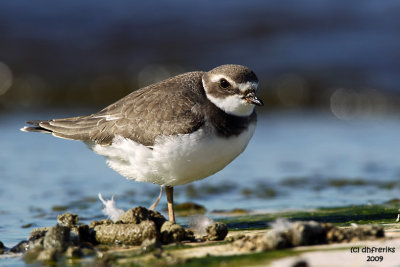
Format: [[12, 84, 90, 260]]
[[206, 94, 255, 116], [202, 79, 255, 116]]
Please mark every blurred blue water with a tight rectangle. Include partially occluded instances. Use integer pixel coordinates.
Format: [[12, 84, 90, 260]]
[[1, 110, 400, 254]]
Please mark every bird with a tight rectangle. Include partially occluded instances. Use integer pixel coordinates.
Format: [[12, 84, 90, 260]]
[[21, 64, 263, 222]]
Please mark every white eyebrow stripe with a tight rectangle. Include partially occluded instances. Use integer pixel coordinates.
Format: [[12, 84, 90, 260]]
[[238, 82, 258, 92]]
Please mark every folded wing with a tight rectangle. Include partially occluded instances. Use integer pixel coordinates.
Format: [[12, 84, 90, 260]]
[[22, 72, 206, 146]]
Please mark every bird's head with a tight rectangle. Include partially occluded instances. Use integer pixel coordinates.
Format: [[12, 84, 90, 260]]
[[202, 64, 263, 116]]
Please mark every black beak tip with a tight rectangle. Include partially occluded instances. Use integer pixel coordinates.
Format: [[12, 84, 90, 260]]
[[245, 94, 264, 107], [255, 98, 264, 106]]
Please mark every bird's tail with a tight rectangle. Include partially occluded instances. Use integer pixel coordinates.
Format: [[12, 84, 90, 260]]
[[20, 116, 96, 141], [20, 120, 52, 134]]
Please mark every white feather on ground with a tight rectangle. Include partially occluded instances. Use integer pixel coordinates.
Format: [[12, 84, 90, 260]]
[[98, 193, 125, 222], [189, 215, 214, 235], [269, 218, 293, 232]]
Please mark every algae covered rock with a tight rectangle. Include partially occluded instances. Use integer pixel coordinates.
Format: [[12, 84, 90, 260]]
[[65, 246, 83, 258], [43, 225, 70, 252], [10, 241, 29, 253], [232, 234, 266, 252], [93, 207, 169, 245], [90, 219, 113, 228], [234, 220, 385, 252], [205, 222, 228, 241], [7, 206, 200, 264], [117, 206, 166, 229], [94, 220, 158, 245], [37, 248, 58, 262], [264, 230, 291, 249], [289, 221, 325, 246], [140, 237, 162, 253], [326, 224, 384, 243], [0, 241, 5, 254], [29, 227, 50, 241], [57, 213, 79, 228], [160, 221, 187, 244]]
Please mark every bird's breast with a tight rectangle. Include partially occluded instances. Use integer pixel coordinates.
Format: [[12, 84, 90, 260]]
[[90, 121, 257, 186], [151, 121, 257, 186]]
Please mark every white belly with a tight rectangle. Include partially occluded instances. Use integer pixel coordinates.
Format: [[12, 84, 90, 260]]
[[90, 123, 256, 186]]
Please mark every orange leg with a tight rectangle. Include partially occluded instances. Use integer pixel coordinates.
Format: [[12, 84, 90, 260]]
[[166, 186, 175, 223], [149, 186, 163, 211]]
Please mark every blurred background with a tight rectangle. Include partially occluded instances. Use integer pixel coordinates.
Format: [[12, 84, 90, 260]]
[[1, 0, 400, 115], [1, 0, 400, 252]]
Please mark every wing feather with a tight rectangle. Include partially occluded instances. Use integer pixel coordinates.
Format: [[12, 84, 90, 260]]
[[22, 71, 206, 146]]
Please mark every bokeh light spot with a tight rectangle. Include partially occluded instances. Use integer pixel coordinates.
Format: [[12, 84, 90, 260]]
[[0, 62, 13, 96]]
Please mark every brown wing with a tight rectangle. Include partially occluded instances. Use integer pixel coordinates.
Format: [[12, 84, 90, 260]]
[[22, 71, 206, 146]]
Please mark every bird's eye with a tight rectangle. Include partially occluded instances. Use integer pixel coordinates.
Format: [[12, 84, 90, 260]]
[[219, 79, 230, 89]]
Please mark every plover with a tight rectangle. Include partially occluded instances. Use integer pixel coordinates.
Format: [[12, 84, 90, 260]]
[[22, 64, 263, 222]]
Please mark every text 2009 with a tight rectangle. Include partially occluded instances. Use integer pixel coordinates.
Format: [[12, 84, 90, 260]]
[[367, 256, 383, 262]]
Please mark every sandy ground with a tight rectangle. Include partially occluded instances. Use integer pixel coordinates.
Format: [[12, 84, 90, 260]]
[[154, 227, 400, 267], [269, 231, 400, 267]]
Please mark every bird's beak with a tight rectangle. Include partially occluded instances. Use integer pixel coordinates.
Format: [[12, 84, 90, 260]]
[[245, 92, 264, 106]]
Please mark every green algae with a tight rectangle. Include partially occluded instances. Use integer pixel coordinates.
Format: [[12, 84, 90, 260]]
[[240, 183, 278, 199], [174, 202, 206, 216], [102, 244, 304, 267], [184, 183, 238, 199], [279, 176, 400, 190], [219, 203, 399, 230], [52, 205, 69, 212], [168, 249, 304, 267], [328, 178, 366, 187]]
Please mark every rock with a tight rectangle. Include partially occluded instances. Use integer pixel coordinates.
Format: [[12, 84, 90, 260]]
[[29, 227, 49, 240], [205, 222, 228, 241], [185, 229, 196, 242], [188, 215, 215, 236], [233, 221, 386, 253], [140, 237, 162, 253], [57, 213, 79, 228], [264, 230, 291, 249], [326, 224, 384, 243], [65, 246, 83, 258], [70, 224, 96, 245], [160, 221, 187, 244], [43, 225, 70, 252], [233, 230, 292, 252], [10, 240, 29, 253], [226, 234, 245, 242], [117, 207, 166, 229], [289, 221, 325, 246], [27, 227, 49, 250], [90, 219, 113, 228], [292, 260, 309, 267], [326, 226, 348, 243], [354, 224, 384, 239], [37, 248, 58, 262], [94, 220, 158, 245], [81, 247, 96, 257], [0, 241, 6, 254], [232, 234, 265, 252], [23, 246, 43, 263]]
